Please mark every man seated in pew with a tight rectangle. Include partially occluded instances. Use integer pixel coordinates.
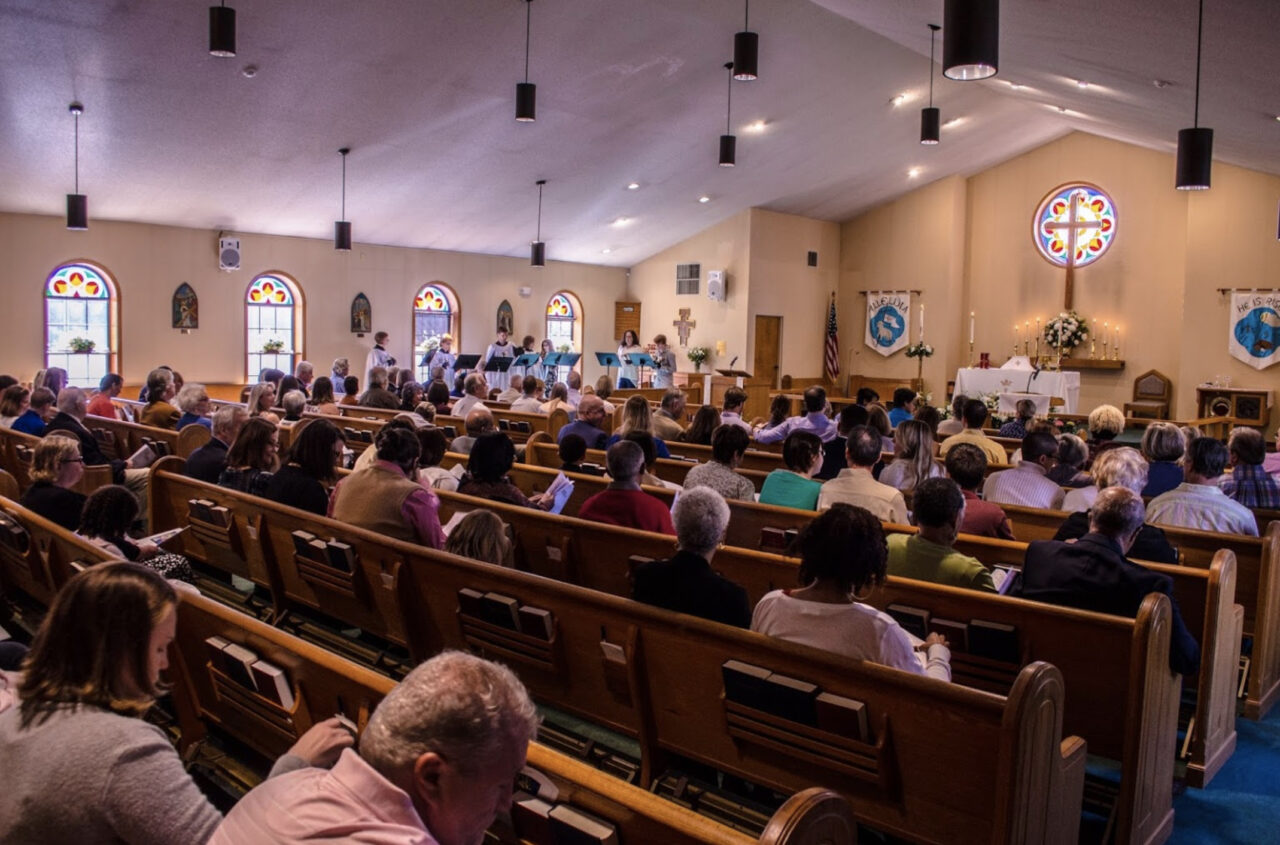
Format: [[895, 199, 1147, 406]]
[[563, 369, 583, 408], [578, 440, 675, 534], [294, 360, 315, 396], [938, 398, 1006, 466], [854, 386, 880, 407], [887, 478, 996, 593], [684, 424, 757, 502], [444, 510, 513, 567], [556, 394, 608, 450], [210, 651, 538, 845], [451, 372, 490, 419], [887, 387, 917, 428], [509, 375, 545, 414], [752, 504, 952, 681], [633, 486, 750, 626], [816, 403, 868, 481], [184, 405, 249, 485], [139, 367, 181, 430], [175, 383, 213, 430], [759, 430, 824, 510], [417, 427, 460, 492], [558, 433, 602, 476], [1011, 487, 1200, 675], [451, 408, 497, 456], [0, 564, 354, 845], [458, 432, 554, 511], [754, 385, 838, 444], [44, 387, 151, 504], [719, 386, 752, 433], [18, 435, 86, 531], [358, 366, 402, 410], [85, 372, 124, 419], [218, 417, 280, 498], [1148, 436, 1259, 537], [982, 430, 1065, 511], [496, 371, 524, 404], [1264, 427, 1280, 478], [331, 425, 446, 548], [264, 418, 346, 516], [652, 389, 687, 441], [1221, 426, 1280, 509], [12, 387, 55, 436], [817, 426, 910, 524], [944, 444, 1015, 540], [1052, 449, 1178, 564]]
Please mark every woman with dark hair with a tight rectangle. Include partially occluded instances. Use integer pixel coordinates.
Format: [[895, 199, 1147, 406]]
[[764, 394, 791, 430], [751, 504, 951, 681], [759, 430, 823, 510], [616, 329, 644, 388], [913, 404, 941, 438], [76, 486, 195, 582], [339, 375, 361, 406], [416, 426, 458, 492], [679, 404, 720, 445], [218, 417, 280, 497], [0, 385, 31, 428], [263, 419, 345, 515], [398, 381, 424, 411], [41, 367, 68, 399], [425, 379, 452, 415], [0, 563, 353, 843], [309, 376, 339, 416], [684, 424, 756, 501], [457, 432, 552, 509]]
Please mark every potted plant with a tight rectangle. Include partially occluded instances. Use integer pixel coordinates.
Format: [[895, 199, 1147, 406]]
[[262, 338, 285, 354], [686, 346, 709, 372], [68, 337, 96, 353]]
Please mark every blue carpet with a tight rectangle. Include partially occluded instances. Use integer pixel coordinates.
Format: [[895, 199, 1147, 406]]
[[1169, 706, 1280, 843]]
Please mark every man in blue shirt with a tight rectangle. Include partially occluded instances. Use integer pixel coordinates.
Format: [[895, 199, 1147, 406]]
[[887, 387, 917, 428], [12, 388, 56, 436], [556, 394, 608, 450], [754, 386, 837, 444]]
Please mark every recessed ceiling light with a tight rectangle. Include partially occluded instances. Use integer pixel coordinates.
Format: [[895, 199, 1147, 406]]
[[601, 248, 612, 254], [612, 217, 630, 227], [241, 65, 258, 79], [1006, 82, 1026, 91], [1075, 79, 1089, 89], [890, 92, 914, 107], [698, 195, 711, 203], [626, 182, 640, 190], [907, 167, 921, 179], [1152, 79, 1172, 89], [744, 119, 767, 133], [942, 116, 965, 128], [1274, 114, 1280, 122]]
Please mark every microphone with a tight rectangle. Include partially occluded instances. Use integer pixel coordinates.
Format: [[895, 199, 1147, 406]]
[[729, 355, 739, 370], [1024, 361, 1042, 393]]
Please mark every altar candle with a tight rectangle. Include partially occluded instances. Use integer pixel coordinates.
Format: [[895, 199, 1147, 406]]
[[919, 304, 925, 340], [969, 312, 975, 343]]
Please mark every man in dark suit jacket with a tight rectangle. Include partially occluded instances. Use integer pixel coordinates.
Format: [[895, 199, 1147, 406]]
[[183, 405, 249, 484], [816, 403, 868, 481], [41, 387, 126, 482], [632, 486, 751, 628], [1010, 487, 1200, 676]]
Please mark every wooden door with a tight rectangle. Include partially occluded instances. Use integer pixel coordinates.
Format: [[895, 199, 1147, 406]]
[[614, 302, 640, 343], [746, 315, 781, 419]]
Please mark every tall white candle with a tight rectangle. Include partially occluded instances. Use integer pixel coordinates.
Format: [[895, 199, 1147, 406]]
[[919, 304, 925, 340], [969, 312, 975, 343]]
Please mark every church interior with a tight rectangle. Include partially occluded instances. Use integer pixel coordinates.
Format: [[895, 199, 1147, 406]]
[[2, 0, 1280, 843]]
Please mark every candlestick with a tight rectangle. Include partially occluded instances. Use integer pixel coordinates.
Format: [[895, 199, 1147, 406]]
[[969, 341, 975, 368], [969, 312, 975, 344], [1013, 324, 1019, 358], [1090, 336, 1096, 359], [1114, 326, 1121, 360]]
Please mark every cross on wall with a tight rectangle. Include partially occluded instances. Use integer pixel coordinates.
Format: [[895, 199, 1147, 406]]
[[673, 308, 696, 346], [1041, 188, 1106, 310]]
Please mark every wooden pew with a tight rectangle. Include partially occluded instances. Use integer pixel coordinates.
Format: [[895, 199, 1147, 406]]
[[85, 413, 211, 458], [170, 591, 857, 845], [0, 426, 114, 495], [524, 439, 770, 492]]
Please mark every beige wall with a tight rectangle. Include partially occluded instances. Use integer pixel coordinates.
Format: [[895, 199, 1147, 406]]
[[0, 213, 626, 387]]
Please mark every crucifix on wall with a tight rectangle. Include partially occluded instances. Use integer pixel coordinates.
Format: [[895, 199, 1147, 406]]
[[1033, 183, 1118, 310], [673, 308, 696, 346]]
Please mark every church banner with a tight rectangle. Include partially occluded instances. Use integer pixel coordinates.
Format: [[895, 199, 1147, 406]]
[[864, 291, 910, 357], [1229, 292, 1280, 370]]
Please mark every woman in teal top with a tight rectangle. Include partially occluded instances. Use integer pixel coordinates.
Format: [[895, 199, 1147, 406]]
[[759, 430, 824, 510]]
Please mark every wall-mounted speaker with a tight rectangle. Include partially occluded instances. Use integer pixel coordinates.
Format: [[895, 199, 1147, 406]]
[[218, 235, 241, 271], [807, 250, 818, 267], [706, 269, 726, 302]]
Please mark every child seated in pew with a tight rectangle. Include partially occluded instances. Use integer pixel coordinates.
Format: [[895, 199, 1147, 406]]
[[944, 444, 1014, 540], [886, 478, 996, 593], [443, 509, 513, 567], [78, 485, 196, 583], [752, 504, 952, 682], [558, 433, 603, 476]]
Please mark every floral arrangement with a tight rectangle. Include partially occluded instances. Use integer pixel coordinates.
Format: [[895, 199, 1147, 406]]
[[556, 343, 573, 354], [68, 337, 96, 353], [416, 334, 442, 353], [905, 341, 934, 359], [1050, 417, 1081, 436], [1043, 311, 1089, 353], [262, 338, 286, 353], [686, 346, 709, 370]]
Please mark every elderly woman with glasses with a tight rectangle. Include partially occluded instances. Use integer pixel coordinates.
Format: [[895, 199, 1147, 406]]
[[18, 435, 86, 531]]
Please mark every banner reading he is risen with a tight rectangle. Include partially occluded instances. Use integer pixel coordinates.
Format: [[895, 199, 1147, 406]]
[[1229, 292, 1280, 371], [864, 291, 911, 357]]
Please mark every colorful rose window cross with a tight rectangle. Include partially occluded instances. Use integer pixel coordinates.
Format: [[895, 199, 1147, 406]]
[[1032, 183, 1117, 309]]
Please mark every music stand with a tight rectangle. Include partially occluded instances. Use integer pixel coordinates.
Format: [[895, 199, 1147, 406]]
[[551, 352, 581, 386], [511, 352, 541, 381], [714, 367, 753, 388], [595, 351, 622, 383], [484, 356, 513, 375], [453, 354, 482, 377], [626, 353, 660, 388]]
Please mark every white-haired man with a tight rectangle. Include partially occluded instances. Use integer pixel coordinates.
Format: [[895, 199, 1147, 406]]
[[210, 651, 538, 845]]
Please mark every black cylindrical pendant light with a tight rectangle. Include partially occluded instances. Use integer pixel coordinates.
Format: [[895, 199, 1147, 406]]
[[516, 0, 537, 121], [209, 2, 236, 57], [921, 24, 941, 144], [335, 148, 352, 251], [943, 0, 999, 81], [531, 179, 546, 267], [1176, 0, 1213, 190], [719, 62, 736, 167], [733, 1, 758, 81], [66, 103, 87, 231]]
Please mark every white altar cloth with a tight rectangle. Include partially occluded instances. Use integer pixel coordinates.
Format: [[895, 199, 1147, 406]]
[[954, 368, 1082, 414]]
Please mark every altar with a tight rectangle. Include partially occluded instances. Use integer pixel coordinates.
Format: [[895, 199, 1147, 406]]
[[954, 367, 1082, 414]]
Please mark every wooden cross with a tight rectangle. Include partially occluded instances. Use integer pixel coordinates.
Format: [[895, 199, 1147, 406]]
[[1041, 188, 1104, 310], [673, 308, 696, 346]]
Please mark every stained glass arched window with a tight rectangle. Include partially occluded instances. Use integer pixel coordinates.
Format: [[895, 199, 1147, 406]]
[[245, 273, 303, 381], [45, 262, 119, 387], [1033, 183, 1117, 268], [544, 291, 583, 381], [413, 283, 459, 382]]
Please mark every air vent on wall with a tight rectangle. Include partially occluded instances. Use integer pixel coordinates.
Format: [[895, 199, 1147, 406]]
[[676, 262, 700, 295]]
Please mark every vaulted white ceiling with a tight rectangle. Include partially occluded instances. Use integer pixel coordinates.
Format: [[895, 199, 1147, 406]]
[[1, 0, 1275, 268]]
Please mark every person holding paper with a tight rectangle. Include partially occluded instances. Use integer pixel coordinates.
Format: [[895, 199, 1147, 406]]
[[650, 334, 677, 389], [616, 330, 643, 388], [43, 387, 151, 505]]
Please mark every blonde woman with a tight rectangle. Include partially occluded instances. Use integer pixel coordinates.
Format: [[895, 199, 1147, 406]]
[[878, 420, 943, 493], [606, 395, 671, 457], [18, 435, 85, 531], [444, 510, 513, 567], [246, 382, 281, 425]]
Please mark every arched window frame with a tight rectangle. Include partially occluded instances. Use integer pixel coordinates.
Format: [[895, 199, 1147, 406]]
[[544, 290, 584, 380], [244, 272, 305, 383], [412, 282, 460, 382], [44, 260, 121, 388]]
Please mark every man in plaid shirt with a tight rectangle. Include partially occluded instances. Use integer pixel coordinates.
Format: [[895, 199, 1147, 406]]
[[1221, 427, 1280, 509]]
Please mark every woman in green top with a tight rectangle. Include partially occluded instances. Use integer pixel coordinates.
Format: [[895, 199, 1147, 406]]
[[759, 430, 824, 510]]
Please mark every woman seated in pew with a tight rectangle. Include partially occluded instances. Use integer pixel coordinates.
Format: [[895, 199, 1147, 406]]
[[217, 417, 280, 498], [443, 509, 513, 566], [678, 404, 720, 446], [762, 394, 791, 432], [415, 427, 459, 492], [77, 485, 196, 583], [866, 404, 894, 454], [913, 403, 942, 439], [330, 426, 446, 548], [758, 430, 825, 510], [593, 374, 618, 414], [887, 478, 996, 592], [751, 504, 952, 682], [1052, 447, 1178, 564], [246, 381, 281, 425], [457, 432, 554, 510], [0, 384, 30, 428], [18, 435, 86, 531], [605, 395, 671, 458], [877, 420, 943, 494], [280, 390, 307, 422], [339, 375, 361, 406], [308, 376, 340, 416], [398, 380, 424, 411], [539, 382, 574, 416], [263, 418, 345, 516], [683, 425, 756, 502], [425, 378, 452, 415], [175, 383, 213, 430], [0, 563, 355, 844], [1140, 422, 1185, 498], [1084, 404, 1126, 469], [625, 431, 681, 491], [1045, 432, 1092, 488]]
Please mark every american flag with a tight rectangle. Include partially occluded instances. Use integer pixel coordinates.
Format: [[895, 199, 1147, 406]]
[[824, 294, 840, 381]]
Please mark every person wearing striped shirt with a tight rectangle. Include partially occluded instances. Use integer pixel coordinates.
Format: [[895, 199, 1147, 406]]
[[1148, 437, 1258, 537]]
